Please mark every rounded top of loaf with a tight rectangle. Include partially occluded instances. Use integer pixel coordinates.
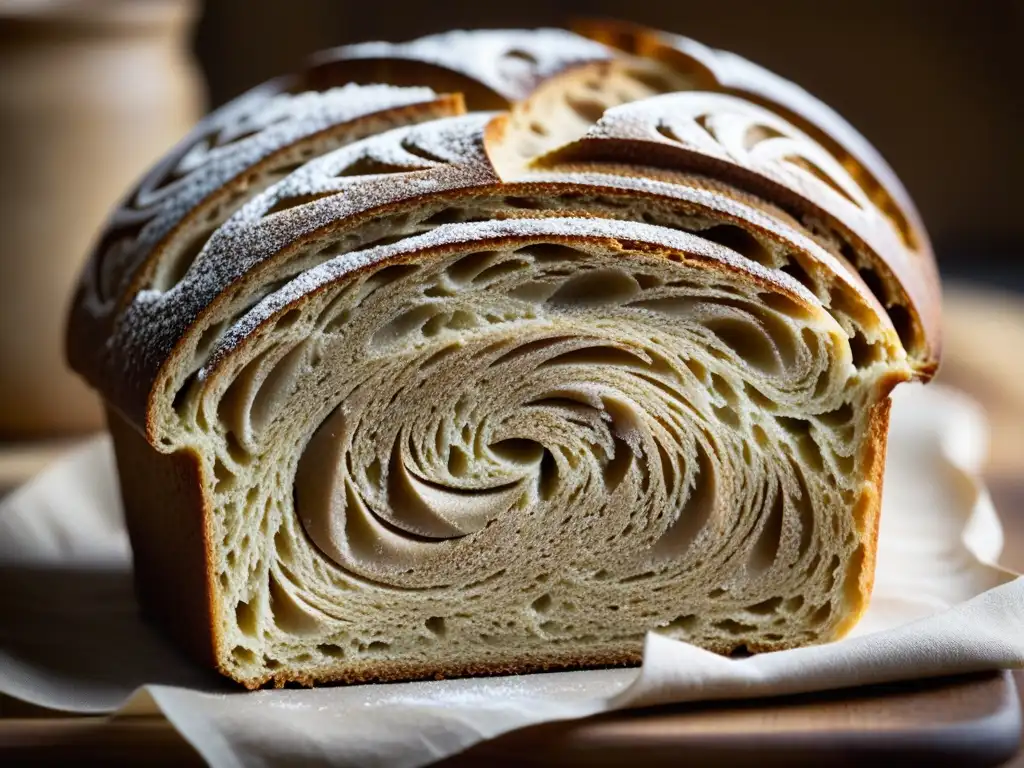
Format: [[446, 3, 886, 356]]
[[65, 21, 940, 440]]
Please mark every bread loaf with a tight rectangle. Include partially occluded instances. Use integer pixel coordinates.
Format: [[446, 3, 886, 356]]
[[67, 23, 941, 688]]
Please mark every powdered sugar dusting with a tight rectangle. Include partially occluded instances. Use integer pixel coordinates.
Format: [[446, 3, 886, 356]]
[[107, 114, 502, 404], [320, 29, 612, 101], [169, 113, 498, 301], [90, 83, 445, 311]]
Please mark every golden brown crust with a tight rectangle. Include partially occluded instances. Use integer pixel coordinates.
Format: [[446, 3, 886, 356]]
[[106, 407, 221, 670], [831, 394, 893, 640]]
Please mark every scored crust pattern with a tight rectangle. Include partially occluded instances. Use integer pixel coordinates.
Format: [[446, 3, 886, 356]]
[[67, 23, 939, 688]]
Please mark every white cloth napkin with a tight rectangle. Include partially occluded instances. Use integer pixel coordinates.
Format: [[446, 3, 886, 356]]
[[1, 383, 1022, 768]]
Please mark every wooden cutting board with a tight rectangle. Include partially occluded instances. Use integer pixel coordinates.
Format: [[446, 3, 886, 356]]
[[2, 284, 1023, 766], [0, 671, 1019, 767]]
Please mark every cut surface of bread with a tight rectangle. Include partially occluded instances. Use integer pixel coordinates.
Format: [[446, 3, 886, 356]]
[[69, 24, 939, 688]]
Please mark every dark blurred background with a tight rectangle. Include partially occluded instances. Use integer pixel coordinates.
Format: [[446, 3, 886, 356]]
[[195, 0, 1024, 289]]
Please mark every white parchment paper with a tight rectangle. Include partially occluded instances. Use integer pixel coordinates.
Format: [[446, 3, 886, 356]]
[[1, 383, 1022, 768]]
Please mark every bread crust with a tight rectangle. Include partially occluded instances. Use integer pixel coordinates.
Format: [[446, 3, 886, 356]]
[[831, 392, 894, 640], [67, 94, 466, 424], [67, 26, 940, 440], [303, 28, 613, 107], [106, 406, 221, 669], [134, 171, 893, 442], [538, 119, 937, 374]]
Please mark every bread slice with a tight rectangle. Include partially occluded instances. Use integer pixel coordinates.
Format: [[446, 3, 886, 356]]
[[68, 26, 938, 688]]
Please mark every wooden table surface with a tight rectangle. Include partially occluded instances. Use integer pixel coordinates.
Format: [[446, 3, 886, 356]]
[[1, 283, 1023, 766], [937, 285, 1024, 768]]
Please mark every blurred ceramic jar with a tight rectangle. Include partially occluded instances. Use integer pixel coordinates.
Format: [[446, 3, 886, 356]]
[[0, 0, 204, 437]]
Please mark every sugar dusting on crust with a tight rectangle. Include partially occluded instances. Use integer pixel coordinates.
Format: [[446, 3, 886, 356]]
[[108, 114, 502, 395], [201, 215, 824, 376], [319, 29, 613, 100], [112, 107, 877, 406], [88, 83, 444, 312]]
